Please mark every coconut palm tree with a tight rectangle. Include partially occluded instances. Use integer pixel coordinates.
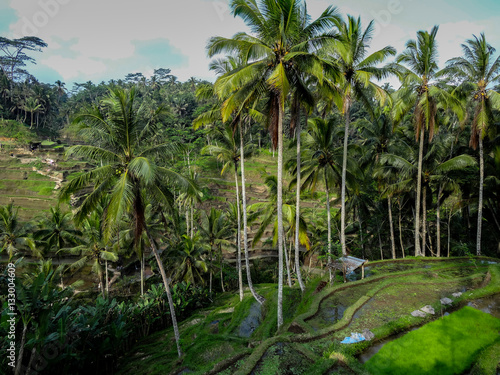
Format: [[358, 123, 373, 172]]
[[322, 15, 395, 257], [380, 132, 476, 256], [445, 33, 500, 255], [69, 210, 118, 298], [33, 205, 80, 286], [392, 25, 464, 256], [166, 233, 208, 286], [196, 55, 264, 304], [200, 122, 254, 300], [199, 208, 232, 293], [301, 117, 347, 271], [249, 173, 310, 286], [207, 0, 340, 329], [59, 87, 194, 357], [22, 96, 42, 129], [0, 203, 36, 260]]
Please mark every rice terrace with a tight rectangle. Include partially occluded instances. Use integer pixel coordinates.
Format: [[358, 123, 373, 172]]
[[1, 0, 500, 374]]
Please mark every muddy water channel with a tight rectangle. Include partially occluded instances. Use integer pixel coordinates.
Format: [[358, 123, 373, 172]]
[[306, 284, 372, 331], [358, 293, 500, 364]]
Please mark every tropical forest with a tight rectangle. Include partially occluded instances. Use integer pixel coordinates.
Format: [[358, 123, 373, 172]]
[[1, 1, 500, 374]]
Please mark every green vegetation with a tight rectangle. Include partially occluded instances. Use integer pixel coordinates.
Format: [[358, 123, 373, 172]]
[[1, 1, 500, 374], [365, 307, 500, 375]]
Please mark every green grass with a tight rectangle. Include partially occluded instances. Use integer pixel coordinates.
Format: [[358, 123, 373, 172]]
[[0, 179, 56, 195], [365, 306, 500, 375]]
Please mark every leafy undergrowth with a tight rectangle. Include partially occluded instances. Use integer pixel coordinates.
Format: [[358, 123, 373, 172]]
[[365, 306, 500, 375], [116, 259, 500, 375]]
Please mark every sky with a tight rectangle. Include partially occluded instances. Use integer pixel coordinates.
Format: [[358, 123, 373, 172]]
[[1, 0, 500, 89]]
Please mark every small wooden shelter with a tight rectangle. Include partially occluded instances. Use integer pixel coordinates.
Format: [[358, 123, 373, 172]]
[[328, 256, 368, 281]]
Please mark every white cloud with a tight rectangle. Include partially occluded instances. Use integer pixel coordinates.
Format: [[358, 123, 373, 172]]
[[40, 55, 106, 80], [4, 0, 500, 85]]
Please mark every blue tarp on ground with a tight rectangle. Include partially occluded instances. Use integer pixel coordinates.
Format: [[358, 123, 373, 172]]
[[341, 332, 365, 344]]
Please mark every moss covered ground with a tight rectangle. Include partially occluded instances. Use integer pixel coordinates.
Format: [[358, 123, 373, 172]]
[[116, 258, 500, 375]]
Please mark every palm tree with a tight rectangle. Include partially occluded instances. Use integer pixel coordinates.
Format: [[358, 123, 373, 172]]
[[380, 132, 476, 256], [0, 203, 36, 260], [69, 210, 118, 298], [200, 123, 252, 300], [323, 15, 395, 257], [393, 25, 464, 256], [249, 173, 310, 286], [200, 208, 232, 293], [166, 233, 208, 286], [59, 87, 194, 357], [22, 97, 42, 129], [33, 205, 80, 286], [301, 117, 343, 276], [196, 56, 264, 304], [207, 0, 340, 329], [445, 33, 500, 256]]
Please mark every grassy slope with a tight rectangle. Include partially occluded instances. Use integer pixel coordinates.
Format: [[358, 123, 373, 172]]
[[117, 259, 500, 375], [365, 306, 500, 375]]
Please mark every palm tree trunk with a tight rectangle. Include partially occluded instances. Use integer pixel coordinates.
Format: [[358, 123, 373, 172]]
[[14, 323, 28, 375], [141, 252, 144, 296], [341, 100, 350, 257], [325, 174, 332, 282], [98, 267, 105, 299], [437, 184, 443, 257], [191, 206, 194, 239], [398, 198, 405, 258], [277, 105, 284, 330], [185, 210, 189, 237], [239, 119, 262, 305], [447, 208, 452, 257], [388, 196, 396, 259], [415, 127, 424, 256], [283, 230, 292, 287], [145, 227, 182, 357], [220, 245, 225, 293], [378, 225, 384, 260], [477, 136, 484, 256], [422, 186, 427, 257], [357, 206, 365, 259], [234, 165, 244, 302], [105, 259, 109, 297], [209, 247, 213, 294], [295, 120, 305, 292]]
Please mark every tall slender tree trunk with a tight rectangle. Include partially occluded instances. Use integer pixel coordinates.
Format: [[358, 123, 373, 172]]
[[357, 206, 365, 259], [388, 196, 396, 259], [283, 230, 292, 287], [447, 209, 452, 257], [145, 227, 182, 357], [341, 100, 350, 257], [325, 176, 332, 282], [239, 120, 262, 305], [185, 210, 189, 237], [220, 245, 225, 293], [422, 186, 427, 257], [141, 252, 145, 296], [14, 323, 28, 375], [398, 198, 405, 258], [477, 137, 484, 256], [295, 120, 305, 292], [105, 259, 109, 297], [277, 105, 284, 330], [209, 247, 213, 294], [190, 206, 194, 239], [415, 127, 425, 256], [234, 165, 244, 301], [98, 268, 105, 299], [378, 225, 384, 260], [436, 184, 443, 257]]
